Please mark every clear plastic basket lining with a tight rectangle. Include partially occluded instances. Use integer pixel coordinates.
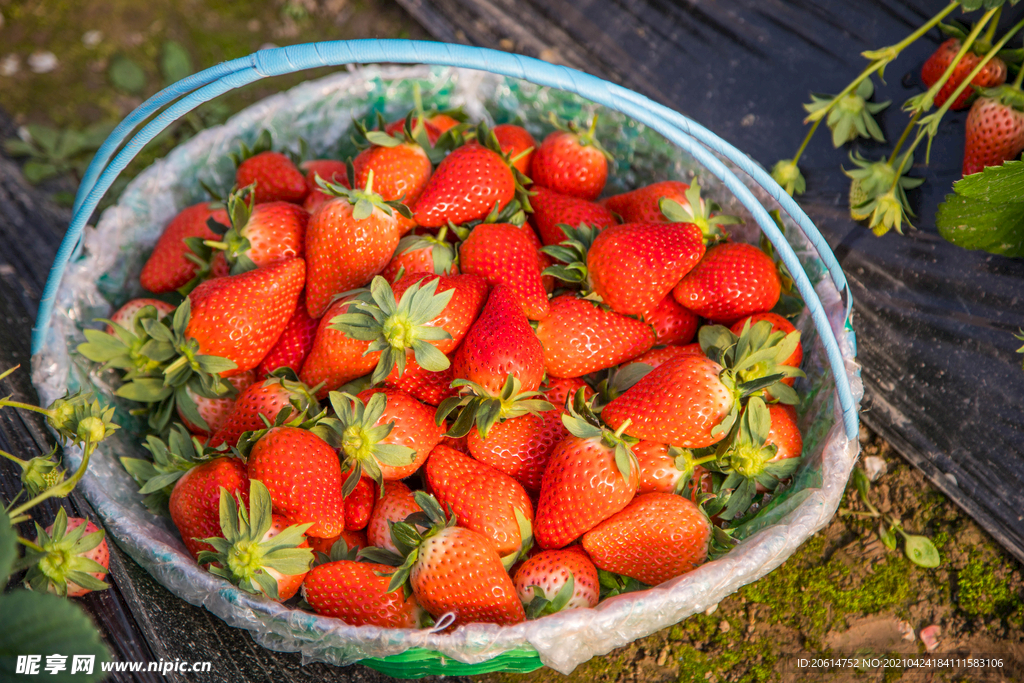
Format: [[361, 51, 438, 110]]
[[31, 65, 862, 675]]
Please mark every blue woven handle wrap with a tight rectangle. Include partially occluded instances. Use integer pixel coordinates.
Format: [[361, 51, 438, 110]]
[[33, 38, 858, 442]]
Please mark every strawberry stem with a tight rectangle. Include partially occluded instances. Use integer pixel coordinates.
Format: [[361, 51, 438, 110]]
[[1014, 44, 1024, 89], [8, 442, 96, 520], [886, 110, 922, 166], [693, 453, 719, 467], [17, 536, 45, 552], [790, 118, 823, 166], [981, 6, 1002, 47], [905, 8, 997, 116]]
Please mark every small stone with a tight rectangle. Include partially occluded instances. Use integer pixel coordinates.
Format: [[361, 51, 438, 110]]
[[859, 424, 872, 444], [82, 30, 103, 48], [741, 113, 756, 126], [920, 624, 941, 651], [704, 672, 713, 680], [247, 18, 261, 32], [499, 38, 514, 51], [863, 455, 887, 482], [656, 645, 670, 666], [0, 54, 19, 76], [704, 603, 719, 616], [28, 51, 59, 74], [258, 42, 279, 52], [718, 620, 731, 633], [897, 619, 915, 642]]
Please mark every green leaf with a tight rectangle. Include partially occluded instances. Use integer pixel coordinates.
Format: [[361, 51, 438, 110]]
[[0, 508, 16, 582], [108, 55, 147, 94], [22, 161, 60, 184], [936, 159, 1024, 257], [903, 534, 940, 568], [160, 41, 194, 84], [0, 590, 111, 682]]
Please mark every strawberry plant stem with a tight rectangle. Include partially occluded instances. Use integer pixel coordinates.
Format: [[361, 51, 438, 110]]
[[790, 118, 824, 166], [693, 454, 720, 467], [1013, 53, 1024, 89], [804, 1, 958, 126], [0, 398, 54, 418], [893, 15, 1024, 181], [8, 442, 96, 522], [981, 6, 1002, 46], [16, 537, 44, 553], [887, 110, 922, 165], [906, 8, 997, 116]]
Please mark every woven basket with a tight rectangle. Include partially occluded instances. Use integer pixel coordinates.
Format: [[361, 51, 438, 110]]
[[30, 41, 862, 677]]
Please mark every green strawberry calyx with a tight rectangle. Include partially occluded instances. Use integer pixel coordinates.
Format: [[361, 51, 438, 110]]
[[197, 479, 314, 601], [699, 320, 804, 441], [121, 422, 230, 515], [770, 159, 806, 197], [843, 151, 924, 231], [658, 181, 741, 244], [540, 222, 603, 301], [23, 507, 109, 597], [228, 129, 275, 168], [435, 374, 553, 440], [199, 185, 261, 276], [803, 78, 890, 148], [563, 388, 639, 484], [392, 225, 458, 276], [0, 446, 65, 498], [524, 570, 576, 619], [331, 275, 455, 384], [315, 170, 414, 222], [317, 390, 417, 492], [79, 298, 238, 434]]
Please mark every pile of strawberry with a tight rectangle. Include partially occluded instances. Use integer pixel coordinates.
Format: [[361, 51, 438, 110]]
[[80, 105, 807, 630]]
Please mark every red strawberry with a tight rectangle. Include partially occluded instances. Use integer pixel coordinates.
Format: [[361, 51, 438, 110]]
[[256, 292, 320, 379], [645, 295, 699, 346], [366, 480, 422, 553], [179, 369, 256, 436], [353, 138, 432, 210], [303, 559, 424, 627], [766, 403, 803, 463], [236, 151, 308, 204], [459, 222, 550, 320], [533, 398, 639, 549], [634, 441, 684, 495], [208, 374, 318, 448], [466, 410, 560, 494], [581, 492, 710, 586], [425, 444, 534, 556], [186, 258, 305, 374], [206, 190, 308, 273], [169, 455, 249, 561], [962, 86, 1024, 176], [107, 298, 175, 334], [308, 529, 368, 554], [25, 510, 109, 597], [587, 222, 705, 316], [530, 185, 619, 247], [140, 202, 229, 294], [304, 180, 406, 318], [302, 159, 350, 214], [344, 473, 377, 531], [452, 284, 546, 395], [390, 272, 489, 356], [197, 480, 313, 601], [603, 354, 733, 448], [534, 294, 655, 378], [921, 38, 1007, 111], [384, 354, 457, 406], [388, 493, 526, 626], [380, 227, 458, 283], [413, 143, 516, 227], [603, 181, 692, 223], [530, 118, 610, 201], [493, 123, 537, 174], [513, 546, 600, 614], [299, 297, 381, 399], [672, 242, 781, 324], [247, 426, 346, 538], [624, 343, 704, 373]]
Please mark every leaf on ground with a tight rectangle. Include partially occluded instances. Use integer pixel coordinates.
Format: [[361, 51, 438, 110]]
[[0, 591, 111, 682], [0, 508, 16, 582], [160, 41, 193, 84], [935, 159, 1024, 258], [108, 55, 146, 94]]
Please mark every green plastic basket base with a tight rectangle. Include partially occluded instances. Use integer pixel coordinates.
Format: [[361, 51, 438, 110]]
[[360, 647, 544, 678]]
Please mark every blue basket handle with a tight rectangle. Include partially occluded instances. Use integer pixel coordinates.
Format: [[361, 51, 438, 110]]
[[33, 39, 858, 440]]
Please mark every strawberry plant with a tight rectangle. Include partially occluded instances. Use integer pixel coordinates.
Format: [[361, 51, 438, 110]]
[[773, 0, 1024, 246], [0, 366, 120, 681]]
